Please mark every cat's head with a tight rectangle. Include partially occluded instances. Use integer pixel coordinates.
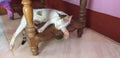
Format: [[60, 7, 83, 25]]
[[55, 13, 72, 29], [57, 13, 72, 23]]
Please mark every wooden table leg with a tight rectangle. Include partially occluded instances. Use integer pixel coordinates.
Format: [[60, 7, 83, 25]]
[[40, 0, 45, 8], [22, 0, 40, 55], [77, 0, 87, 37]]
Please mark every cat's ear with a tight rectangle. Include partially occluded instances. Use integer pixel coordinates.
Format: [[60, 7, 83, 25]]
[[64, 15, 72, 20], [57, 12, 67, 19], [37, 11, 42, 16], [68, 15, 72, 19]]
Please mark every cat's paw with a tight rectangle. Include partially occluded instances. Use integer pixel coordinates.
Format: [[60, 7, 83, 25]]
[[10, 42, 14, 50], [38, 29, 44, 33], [63, 34, 69, 39]]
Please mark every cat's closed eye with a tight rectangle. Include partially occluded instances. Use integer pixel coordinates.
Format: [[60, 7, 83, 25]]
[[59, 15, 67, 19]]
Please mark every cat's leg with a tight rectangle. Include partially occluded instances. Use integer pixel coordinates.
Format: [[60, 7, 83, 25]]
[[38, 21, 51, 33], [10, 16, 26, 50], [61, 28, 69, 39]]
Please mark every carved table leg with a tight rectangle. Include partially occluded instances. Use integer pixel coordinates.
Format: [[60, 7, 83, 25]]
[[22, 0, 40, 55], [40, 0, 45, 8], [77, 0, 87, 37]]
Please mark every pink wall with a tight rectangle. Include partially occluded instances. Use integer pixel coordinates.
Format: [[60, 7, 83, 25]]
[[64, 0, 120, 18]]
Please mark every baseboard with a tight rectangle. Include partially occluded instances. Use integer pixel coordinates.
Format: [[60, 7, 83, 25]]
[[62, 1, 120, 42]]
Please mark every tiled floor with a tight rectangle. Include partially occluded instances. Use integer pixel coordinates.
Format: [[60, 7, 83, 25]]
[[0, 15, 120, 58]]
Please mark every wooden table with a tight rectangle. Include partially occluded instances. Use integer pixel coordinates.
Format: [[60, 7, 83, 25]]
[[21, 0, 87, 55]]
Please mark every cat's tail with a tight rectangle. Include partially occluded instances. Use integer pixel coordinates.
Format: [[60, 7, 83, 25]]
[[10, 16, 26, 50]]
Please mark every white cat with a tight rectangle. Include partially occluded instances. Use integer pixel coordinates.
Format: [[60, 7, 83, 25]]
[[10, 8, 72, 49]]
